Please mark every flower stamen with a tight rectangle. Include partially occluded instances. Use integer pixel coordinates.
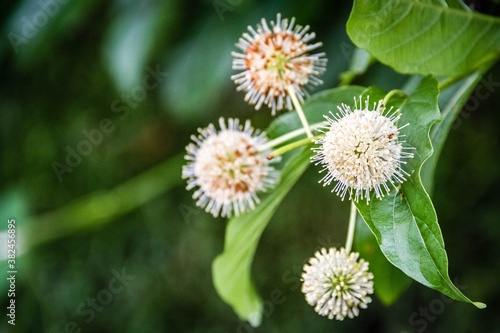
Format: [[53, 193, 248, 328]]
[[231, 13, 327, 115], [311, 96, 414, 202], [302, 247, 374, 320], [182, 118, 279, 217]]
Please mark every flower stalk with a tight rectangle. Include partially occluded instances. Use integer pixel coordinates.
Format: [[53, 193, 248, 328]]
[[345, 201, 357, 254], [286, 84, 313, 139], [381, 89, 406, 109]]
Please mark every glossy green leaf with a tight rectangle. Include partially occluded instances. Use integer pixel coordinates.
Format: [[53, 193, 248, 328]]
[[354, 215, 412, 306], [266, 86, 366, 139], [212, 147, 312, 326], [347, 0, 500, 76], [355, 76, 485, 308]]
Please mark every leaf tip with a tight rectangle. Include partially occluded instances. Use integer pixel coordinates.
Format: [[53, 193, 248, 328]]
[[473, 301, 487, 309], [247, 311, 262, 327]]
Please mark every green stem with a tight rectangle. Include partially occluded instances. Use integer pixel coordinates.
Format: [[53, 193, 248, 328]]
[[267, 135, 320, 160], [259, 122, 323, 152], [286, 85, 313, 139], [345, 201, 357, 254], [19, 153, 185, 255], [382, 89, 406, 109]]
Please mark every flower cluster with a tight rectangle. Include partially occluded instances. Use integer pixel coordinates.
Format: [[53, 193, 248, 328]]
[[312, 96, 414, 202], [231, 13, 327, 115], [181, 12, 417, 325], [182, 118, 278, 218], [301, 247, 374, 320]]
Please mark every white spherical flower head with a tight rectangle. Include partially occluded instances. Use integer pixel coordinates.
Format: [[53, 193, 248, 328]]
[[312, 96, 414, 202], [231, 13, 327, 115], [182, 118, 279, 218], [301, 247, 374, 321]]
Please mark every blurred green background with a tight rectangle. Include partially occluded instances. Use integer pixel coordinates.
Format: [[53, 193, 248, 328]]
[[1, 0, 500, 332]]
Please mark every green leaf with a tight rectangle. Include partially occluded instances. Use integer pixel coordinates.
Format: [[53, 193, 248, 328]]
[[266, 86, 366, 139], [212, 147, 312, 326], [347, 0, 500, 76], [354, 215, 412, 306], [355, 76, 485, 308]]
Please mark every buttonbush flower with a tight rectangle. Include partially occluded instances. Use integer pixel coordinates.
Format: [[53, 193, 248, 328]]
[[301, 247, 374, 320], [182, 118, 278, 218], [231, 13, 327, 115], [311, 96, 414, 202]]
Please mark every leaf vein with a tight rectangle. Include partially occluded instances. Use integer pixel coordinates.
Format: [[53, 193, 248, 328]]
[[380, 10, 443, 55]]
